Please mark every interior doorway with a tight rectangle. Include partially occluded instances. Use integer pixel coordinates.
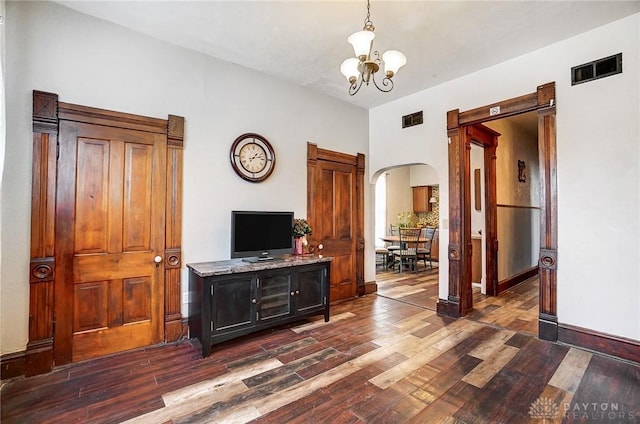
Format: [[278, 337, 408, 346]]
[[439, 82, 559, 341], [373, 164, 441, 311], [466, 112, 541, 335]]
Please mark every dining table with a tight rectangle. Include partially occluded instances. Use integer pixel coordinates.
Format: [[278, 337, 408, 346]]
[[379, 228, 425, 271], [379, 227, 424, 244]]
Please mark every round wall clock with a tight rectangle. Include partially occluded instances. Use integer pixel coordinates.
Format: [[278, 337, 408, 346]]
[[229, 133, 276, 182]]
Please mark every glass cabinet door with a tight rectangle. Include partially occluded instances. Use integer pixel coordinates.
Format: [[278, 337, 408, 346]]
[[258, 272, 292, 320], [296, 266, 325, 313], [213, 275, 255, 332]]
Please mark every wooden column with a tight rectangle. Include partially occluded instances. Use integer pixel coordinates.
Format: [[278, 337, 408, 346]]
[[437, 110, 469, 318], [27, 91, 59, 376], [356, 153, 366, 296], [537, 83, 558, 341], [164, 115, 185, 341], [483, 139, 499, 296]]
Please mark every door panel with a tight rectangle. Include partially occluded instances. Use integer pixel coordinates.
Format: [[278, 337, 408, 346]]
[[123, 143, 153, 251], [329, 255, 354, 301], [313, 160, 357, 301], [74, 281, 109, 332], [123, 277, 152, 323], [58, 121, 166, 363], [75, 139, 110, 253]]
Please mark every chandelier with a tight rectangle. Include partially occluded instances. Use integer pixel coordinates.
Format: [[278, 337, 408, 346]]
[[340, 0, 406, 96]]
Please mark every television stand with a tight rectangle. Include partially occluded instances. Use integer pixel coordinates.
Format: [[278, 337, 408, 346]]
[[241, 256, 275, 263], [187, 255, 332, 357]]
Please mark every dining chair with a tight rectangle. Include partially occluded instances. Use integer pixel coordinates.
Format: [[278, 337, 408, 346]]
[[417, 227, 437, 269], [385, 224, 401, 268], [375, 247, 389, 271], [392, 227, 421, 273]]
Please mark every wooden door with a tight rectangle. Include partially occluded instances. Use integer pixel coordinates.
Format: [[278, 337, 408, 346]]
[[307, 144, 365, 302], [55, 121, 166, 363]]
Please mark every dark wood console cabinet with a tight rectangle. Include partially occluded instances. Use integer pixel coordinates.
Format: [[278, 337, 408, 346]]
[[187, 256, 331, 357]]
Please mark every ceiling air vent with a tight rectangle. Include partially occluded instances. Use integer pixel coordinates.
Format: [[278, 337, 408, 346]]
[[402, 111, 423, 128], [572, 53, 622, 86]]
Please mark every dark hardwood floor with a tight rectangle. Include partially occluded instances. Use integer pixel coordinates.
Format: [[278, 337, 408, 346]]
[[2, 274, 639, 423]]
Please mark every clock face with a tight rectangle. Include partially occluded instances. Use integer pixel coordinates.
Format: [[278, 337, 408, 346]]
[[230, 133, 276, 182]]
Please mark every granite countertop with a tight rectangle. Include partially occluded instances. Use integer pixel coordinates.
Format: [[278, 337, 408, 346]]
[[187, 255, 332, 277]]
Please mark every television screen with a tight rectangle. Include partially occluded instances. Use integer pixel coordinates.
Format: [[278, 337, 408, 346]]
[[231, 211, 294, 260]]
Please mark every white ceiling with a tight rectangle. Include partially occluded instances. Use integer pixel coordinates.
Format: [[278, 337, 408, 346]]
[[55, 0, 639, 110]]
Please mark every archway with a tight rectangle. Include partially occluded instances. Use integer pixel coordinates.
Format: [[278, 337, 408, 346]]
[[371, 163, 442, 308]]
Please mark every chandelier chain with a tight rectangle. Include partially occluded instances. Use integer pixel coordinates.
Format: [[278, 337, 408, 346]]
[[364, 0, 373, 29]]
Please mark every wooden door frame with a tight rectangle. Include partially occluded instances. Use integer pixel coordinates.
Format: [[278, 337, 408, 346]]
[[27, 90, 184, 375], [465, 124, 500, 297], [437, 82, 559, 341], [306, 143, 365, 296]]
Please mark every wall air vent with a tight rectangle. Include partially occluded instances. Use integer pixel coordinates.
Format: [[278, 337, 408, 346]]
[[402, 111, 423, 128], [571, 53, 622, 86]]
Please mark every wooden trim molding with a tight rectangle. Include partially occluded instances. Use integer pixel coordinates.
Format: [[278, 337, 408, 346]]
[[497, 266, 539, 294], [356, 153, 365, 296], [558, 323, 640, 364], [1, 351, 26, 381], [26, 91, 59, 376], [363, 281, 378, 295], [57, 102, 167, 133], [441, 82, 559, 344], [496, 204, 541, 210], [537, 85, 558, 341], [164, 115, 184, 342]]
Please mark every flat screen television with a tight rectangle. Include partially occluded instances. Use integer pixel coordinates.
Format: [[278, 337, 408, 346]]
[[231, 211, 294, 261]]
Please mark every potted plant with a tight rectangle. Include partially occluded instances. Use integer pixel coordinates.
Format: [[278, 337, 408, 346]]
[[292, 218, 312, 254]]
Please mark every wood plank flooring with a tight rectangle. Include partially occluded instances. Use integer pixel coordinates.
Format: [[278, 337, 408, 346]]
[[375, 266, 440, 310], [376, 266, 539, 336], [2, 278, 639, 423]]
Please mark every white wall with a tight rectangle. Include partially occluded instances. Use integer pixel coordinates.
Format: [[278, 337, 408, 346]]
[[1, 1, 369, 355], [409, 164, 439, 187], [485, 118, 540, 280], [470, 144, 485, 292], [0, 1, 5, 332], [369, 14, 640, 340], [385, 166, 412, 227], [470, 145, 485, 236]]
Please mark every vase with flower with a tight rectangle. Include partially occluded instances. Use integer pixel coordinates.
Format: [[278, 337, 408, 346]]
[[292, 218, 312, 255]]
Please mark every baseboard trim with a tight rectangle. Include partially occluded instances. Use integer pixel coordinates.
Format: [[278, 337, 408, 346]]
[[363, 281, 378, 295], [497, 266, 539, 294], [558, 323, 640, 364], [539, 313, 558, 341], [436, 298, 461, 318], [1, 350, 26, 380]]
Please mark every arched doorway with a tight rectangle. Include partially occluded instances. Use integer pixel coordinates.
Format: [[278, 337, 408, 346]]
[[372, 164, 442, 309]]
